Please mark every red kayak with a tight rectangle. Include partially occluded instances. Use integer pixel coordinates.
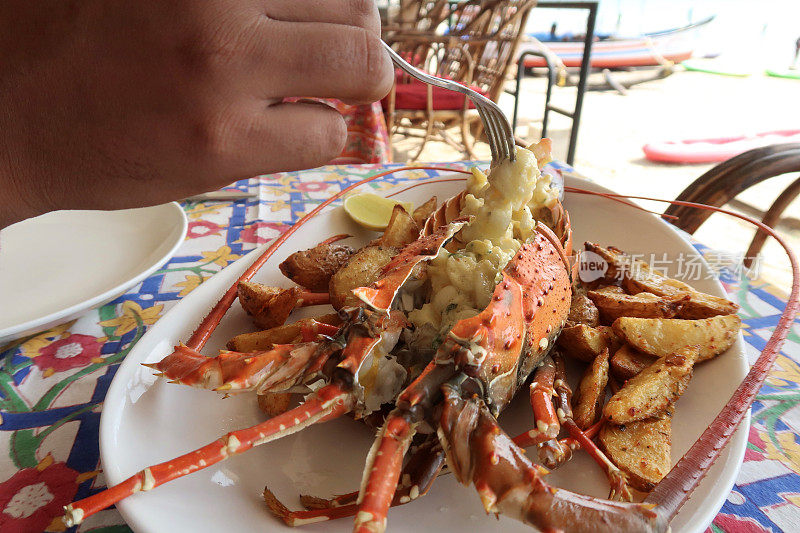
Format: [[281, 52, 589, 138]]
[[643, 130, 800, 164], [519, 16, 713, 69]]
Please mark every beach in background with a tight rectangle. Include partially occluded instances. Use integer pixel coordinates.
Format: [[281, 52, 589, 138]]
[[526, 0, 799, 65]]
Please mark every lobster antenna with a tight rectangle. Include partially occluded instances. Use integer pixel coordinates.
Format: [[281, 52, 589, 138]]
[[63, 384, 354, 527]]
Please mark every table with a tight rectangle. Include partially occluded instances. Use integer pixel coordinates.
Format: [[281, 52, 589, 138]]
[[0, 162, 798, 532]]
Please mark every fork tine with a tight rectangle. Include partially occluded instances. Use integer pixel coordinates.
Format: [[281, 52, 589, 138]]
[[485, 102, 513, 161], [476, 104, 499, 161], [480, 102, 504, 161]]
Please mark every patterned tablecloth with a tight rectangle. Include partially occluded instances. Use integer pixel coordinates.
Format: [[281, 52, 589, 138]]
[[0, 162, 798, 533]]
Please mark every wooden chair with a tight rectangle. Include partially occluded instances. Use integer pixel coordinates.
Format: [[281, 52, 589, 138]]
[[383, 0, 454, 32], [383, 0, 536, 161], [664, 144, 800, 268]]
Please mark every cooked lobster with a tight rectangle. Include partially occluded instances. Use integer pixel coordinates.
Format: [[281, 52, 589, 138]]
[[63, 141, 800, 532]]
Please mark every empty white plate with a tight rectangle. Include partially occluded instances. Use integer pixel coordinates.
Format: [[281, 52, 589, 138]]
[[0, 203, 186, 343]]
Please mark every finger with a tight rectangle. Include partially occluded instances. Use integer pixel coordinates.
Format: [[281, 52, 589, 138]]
[[256, 21, 393, 103], [262, 0, 380, 36], [212, 101, 347, 179]]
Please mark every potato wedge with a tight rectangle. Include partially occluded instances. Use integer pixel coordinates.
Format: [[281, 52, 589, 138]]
[[599, 415, 672, 492], [573, 349, 610, 429], [566, 286, 600, 327], [604, 346, 699, 424], [257, 392, 293, 417], [583, 242, 738, 318], [412, 196, 437, 226], [329, 245, 397, 309], [279, 243, 354, 292], [227, 313, 341, 352], [610, 344, 657, 381], [622, 259, 739, 319], [591, 284, 626, 295], [587, 290, 688, 323], [381, 205, 420, 248], [238, 282, 300, 329], [556, 324, 621, 363], [612, 315, 741, 362]]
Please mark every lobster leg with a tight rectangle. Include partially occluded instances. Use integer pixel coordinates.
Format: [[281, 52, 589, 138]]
[[552, 352, 633, 502], [534, 438, 579, 470], [318, 233, 352, 246], [301, 437, 445, 509], [350, 360, 455, 533], [63, 384, 354, 527], [437, 385, 663, 532], [145, 341, 329, 393], [353, 411, 418, 533], [264, 438, 445, 526], [513, 356, 560, 447]]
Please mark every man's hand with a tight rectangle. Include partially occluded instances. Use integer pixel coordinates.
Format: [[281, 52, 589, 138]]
[[0, 0, 393, 227]]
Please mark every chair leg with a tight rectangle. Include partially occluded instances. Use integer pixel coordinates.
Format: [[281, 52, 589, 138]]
[[461, 115, 477, 160], [410, 117, 435, 162], [744, 175, 800, 269]]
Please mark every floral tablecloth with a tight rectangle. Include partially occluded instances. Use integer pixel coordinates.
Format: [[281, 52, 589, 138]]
[[1, 161, 798, 533]]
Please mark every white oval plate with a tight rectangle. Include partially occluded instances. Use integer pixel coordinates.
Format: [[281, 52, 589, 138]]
[[101, 176, 747, 533], [0, 203, 187, 344]]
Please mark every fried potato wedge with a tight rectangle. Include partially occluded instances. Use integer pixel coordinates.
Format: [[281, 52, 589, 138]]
[[622, 260, 738, 319], [556, 324, 621, 363], [381, 205, 420, 248], [329, 245, 397, 309], [604, 346, 699, 424], [573, 349, 610, 429], [279, 243, 355, 292], [587, 290, 688, 323], [412, 196, 437, 226], [591, 285, 626, 295], [583, 242, 738, 318], [257, 392, 293, 417], [566, 286, 600, 327], [612, 315, 741, 362], [227, 313, 341, 352], [238, 282, 300, 329], [599, 415, 672, 492], [610, 344, 657, 381]]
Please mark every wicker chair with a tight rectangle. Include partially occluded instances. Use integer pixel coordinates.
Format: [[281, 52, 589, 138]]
[[383, 0, 536, 161], [664, 144, 800, 269]]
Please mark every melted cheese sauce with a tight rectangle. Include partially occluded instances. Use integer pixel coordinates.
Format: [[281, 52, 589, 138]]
[[408, 147, 558, 335]]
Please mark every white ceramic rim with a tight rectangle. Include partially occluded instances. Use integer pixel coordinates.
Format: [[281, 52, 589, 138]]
[[0, 202, 187, 343]]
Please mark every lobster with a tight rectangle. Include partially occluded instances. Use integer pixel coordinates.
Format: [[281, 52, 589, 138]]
[[62, 142, 800, 532]]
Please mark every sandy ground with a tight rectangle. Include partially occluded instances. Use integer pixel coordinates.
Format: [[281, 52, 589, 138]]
[[391, 69, 800, 293]]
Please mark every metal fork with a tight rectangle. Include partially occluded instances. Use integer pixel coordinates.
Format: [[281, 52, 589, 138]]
[[381, 40, 516, 162]]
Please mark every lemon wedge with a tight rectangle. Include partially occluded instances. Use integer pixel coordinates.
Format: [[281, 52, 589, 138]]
[[343, 193, 413, 231]]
